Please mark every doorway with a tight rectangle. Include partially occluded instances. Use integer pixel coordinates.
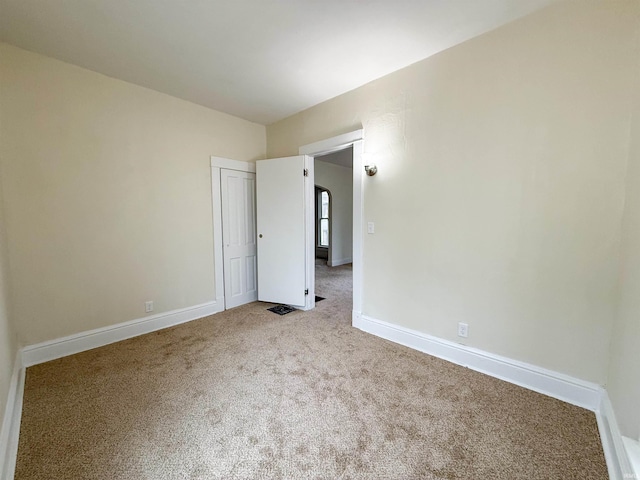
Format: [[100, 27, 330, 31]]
[[211, 129, 363, 321], [313, 147, 354, 307], [299, 129, 363, 322]]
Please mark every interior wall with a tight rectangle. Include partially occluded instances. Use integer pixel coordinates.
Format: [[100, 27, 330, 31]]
[[0, 165, 17, 443], [267, 2, 638, 384], [315, 153, 353, 266], [608, 42, 640, 439], [0, 43, 266, 346]]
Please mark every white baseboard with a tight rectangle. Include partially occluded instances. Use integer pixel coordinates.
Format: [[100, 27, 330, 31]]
[[596, 391, 634, 480], [216, 295, 225, 312], [22, 301, 221, 367], [352, 312, 601, 410], [352, 311, 638, 477], [1, 300, 222, 479], [623, 437, 640, 477], [328, 257, 352, 267], [1, 306, 629, 479], [0, 353, 25, 480]]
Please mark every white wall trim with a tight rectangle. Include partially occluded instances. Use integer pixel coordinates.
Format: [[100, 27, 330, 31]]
[[596, 390, 634, 480], [351, 141, 363, 316], [299, 130, 364, 157], [353, 312, 640, 477], [0, 353, 25, 480], [300, 130, 363, 316], [211, 165, 225, 312], [353, 312, 602, 411], [623, 437, 640, 478], [3, 306, 631, 478], [210, 156, 256, 173], [2, 301, 221, 478], [328, 257, 352, 267], [21, 301, 221, 367]]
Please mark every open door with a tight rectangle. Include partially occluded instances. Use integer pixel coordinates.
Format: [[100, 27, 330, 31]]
[[256, 155, 313, 308]]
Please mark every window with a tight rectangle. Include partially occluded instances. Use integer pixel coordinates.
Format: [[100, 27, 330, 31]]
[[319, 190, 329, 247]]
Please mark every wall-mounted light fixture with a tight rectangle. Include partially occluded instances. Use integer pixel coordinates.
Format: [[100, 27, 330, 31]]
[[364, 165, 378, 176]]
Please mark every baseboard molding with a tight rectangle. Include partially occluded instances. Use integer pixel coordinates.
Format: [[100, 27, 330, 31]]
[[328, 257, 352, 267], [2, 300, 222, 478], [22, 301, 221, 367], [352, 312, 601, 411], [3, 306, 629, 479], [216, 295, 225, 312], [0, 353, 25, 480], [596, 391, 634, 480], [352, 311, 639, 477], [623, 437, 640, 477]]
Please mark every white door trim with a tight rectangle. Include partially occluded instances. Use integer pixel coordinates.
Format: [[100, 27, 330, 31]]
[[300, 130, 364, 156], [210, 156, 256, 311], [210, 156, 256, 173], [298, 129, 364, 319], [0, 354, 24, 480]]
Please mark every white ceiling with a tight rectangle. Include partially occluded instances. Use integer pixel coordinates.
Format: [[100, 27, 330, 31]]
[[0, 0, 554, 125], [317, 147, 353, 169]]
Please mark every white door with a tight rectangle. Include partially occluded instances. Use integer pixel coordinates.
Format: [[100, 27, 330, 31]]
[[256, 155, 309, 307], [221, 169, 258, 309]]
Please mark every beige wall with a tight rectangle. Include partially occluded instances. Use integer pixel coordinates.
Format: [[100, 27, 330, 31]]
[[0, 165, 17, 442], [608, 63, 640, 439], [315, 156, 353, 266], [268, 2, 638, 384], [0, 43, 265, 346]]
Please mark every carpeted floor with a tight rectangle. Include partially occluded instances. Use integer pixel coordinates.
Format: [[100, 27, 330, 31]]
[[15, 263, 607, 479]]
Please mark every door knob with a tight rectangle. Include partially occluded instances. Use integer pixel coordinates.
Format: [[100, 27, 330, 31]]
[[259, 234, 263, 238]]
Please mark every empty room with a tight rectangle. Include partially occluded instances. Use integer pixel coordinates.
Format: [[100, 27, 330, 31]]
[[1, 0, 639, 478]]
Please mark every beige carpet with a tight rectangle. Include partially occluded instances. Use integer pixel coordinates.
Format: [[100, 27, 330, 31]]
[[15, 263, 607, 479]]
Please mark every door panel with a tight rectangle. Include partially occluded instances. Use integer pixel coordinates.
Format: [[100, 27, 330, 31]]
[[256, 156, 306, 306], [221, 169, 258, 308]]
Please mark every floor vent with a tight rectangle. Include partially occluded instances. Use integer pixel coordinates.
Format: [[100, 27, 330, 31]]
[[267, 305, 297, 316]]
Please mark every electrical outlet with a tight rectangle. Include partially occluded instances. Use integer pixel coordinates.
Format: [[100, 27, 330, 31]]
[[145, 301, 154, 313], [457, 322, 469, 338]]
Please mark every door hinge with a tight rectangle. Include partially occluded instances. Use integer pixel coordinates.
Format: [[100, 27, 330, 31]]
[[305, 289, 309, 295], [304, 169, 309, 177]]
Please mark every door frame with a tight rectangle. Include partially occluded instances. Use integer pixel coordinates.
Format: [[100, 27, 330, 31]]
[[210, 156, 256, 311], [299, 129, 364, 322]]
